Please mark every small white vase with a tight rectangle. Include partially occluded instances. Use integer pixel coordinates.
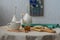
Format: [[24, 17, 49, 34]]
[[23, 13, 32, 25], [20, 19, 23, 25]]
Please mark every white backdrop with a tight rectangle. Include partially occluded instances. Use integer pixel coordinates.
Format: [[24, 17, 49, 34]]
[[0, 0, 60, 25]]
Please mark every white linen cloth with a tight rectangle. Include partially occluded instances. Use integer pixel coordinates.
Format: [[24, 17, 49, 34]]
[[0, 26, 60, 40]]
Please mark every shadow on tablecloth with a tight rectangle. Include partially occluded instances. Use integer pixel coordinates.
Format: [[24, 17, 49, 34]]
[[41, 35, 56, 40], [26, 35, 56, 40], [26, 35, 37, 40], [0, 35, 15, 40]]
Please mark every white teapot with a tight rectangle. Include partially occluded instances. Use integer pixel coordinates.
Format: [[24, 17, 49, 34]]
[[21, 13, 32, 25]]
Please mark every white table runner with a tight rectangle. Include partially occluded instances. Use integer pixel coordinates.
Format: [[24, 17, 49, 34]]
[[0, 26, 60, 40]]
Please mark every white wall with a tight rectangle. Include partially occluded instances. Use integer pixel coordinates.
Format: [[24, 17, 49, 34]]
[[0, 0, 60, 25], [33, 0, 60, 24], [0, 0, 29, 25]]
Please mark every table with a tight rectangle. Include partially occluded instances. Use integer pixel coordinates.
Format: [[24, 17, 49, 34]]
[[0, 26, 60, 40]]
